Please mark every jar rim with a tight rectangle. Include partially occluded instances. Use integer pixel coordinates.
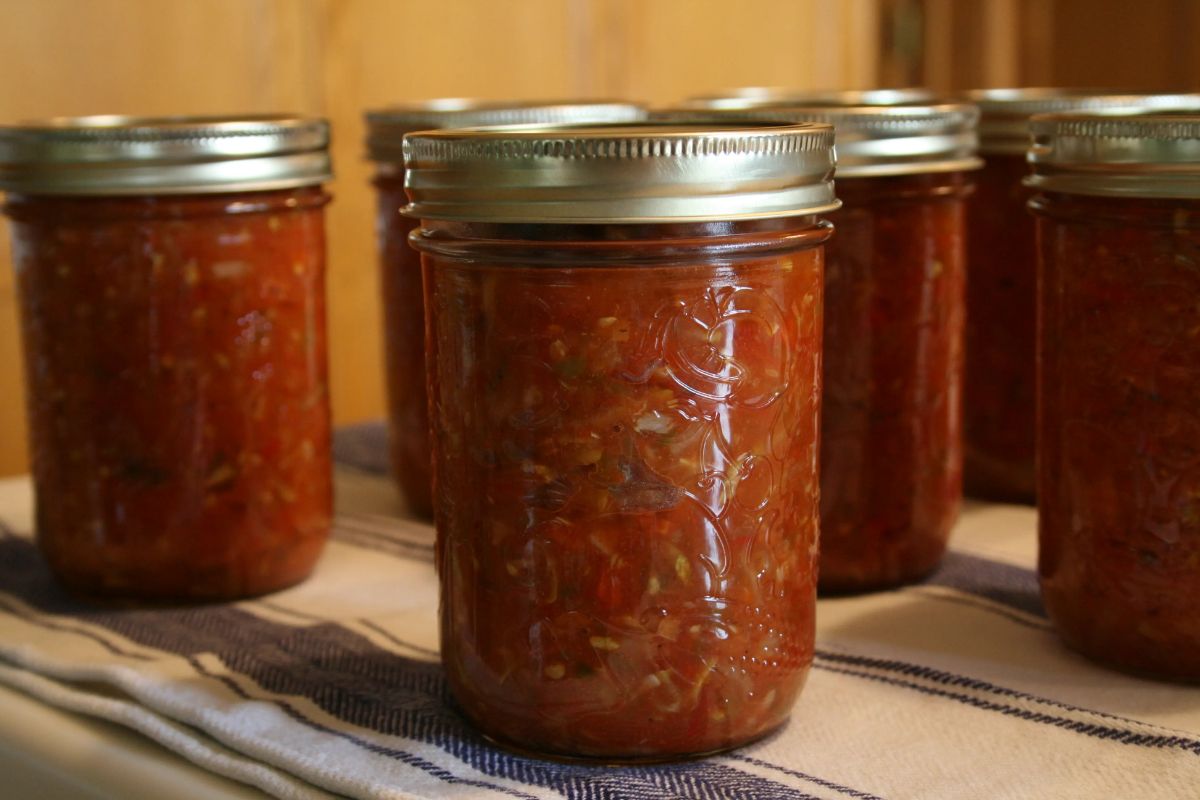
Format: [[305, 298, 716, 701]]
[[364, 99, 647, 163], [656, 103, 981, 178], [402, 121, 840, 223], [1026, 112, 1200, 199], [0, 114, 332, 195], [962, 89, 1200, 155]]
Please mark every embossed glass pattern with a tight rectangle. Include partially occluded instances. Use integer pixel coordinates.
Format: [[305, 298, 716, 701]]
[[649, 105, 974, 590], [412, 218, 829, 759], [1034, 191, 1200, 680]]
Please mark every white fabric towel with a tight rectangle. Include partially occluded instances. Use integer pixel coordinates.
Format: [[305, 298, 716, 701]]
[[1, 442, 1197, 799]]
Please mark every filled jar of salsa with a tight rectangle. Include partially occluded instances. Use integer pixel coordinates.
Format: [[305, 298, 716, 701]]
[[963, 90, 1200, 503], [403, 122, 838, 759], [365, 100, 645, 518], [1030, 112, 1200, 681], [0, 116, 334, 602], [666, 102, 979, 592]]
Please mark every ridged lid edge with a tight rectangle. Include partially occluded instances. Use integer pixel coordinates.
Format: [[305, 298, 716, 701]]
[[365, 99, 647, 162], [655, 104, 981, 177], [1026, 112, 1200, 198], [402, 122, 840, 223], [0, 115, 331, 195]]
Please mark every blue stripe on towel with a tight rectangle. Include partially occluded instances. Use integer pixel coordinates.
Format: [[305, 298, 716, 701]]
[[726, 755, 886, 800], [0, 534, 844, 800], [813, 650, 1200, 755], [332, 422, 393, 476], [920, 552, 1044, 617]]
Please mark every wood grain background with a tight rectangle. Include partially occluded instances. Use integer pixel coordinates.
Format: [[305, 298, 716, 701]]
[[0, 0, 878, 476], [1, 0, 1195, 475]]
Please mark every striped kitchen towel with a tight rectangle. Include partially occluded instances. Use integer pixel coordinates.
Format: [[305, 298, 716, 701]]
[[0, 428, 1197, 799]]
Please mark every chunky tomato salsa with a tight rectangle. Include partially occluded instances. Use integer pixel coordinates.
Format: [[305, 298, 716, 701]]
[[416, 220, 828, 758], [374, 175, 433, 517], [8, 189, 332, 602], [820, 173, 968, 592], [1035, 192, 1200, 680], [964, 154, 1037, 502]]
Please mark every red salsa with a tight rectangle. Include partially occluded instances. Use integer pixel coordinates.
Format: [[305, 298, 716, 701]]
[[1034, 191, 1200, 680], [654, 103, 978, 591], [964, 153, 1037, 502], [366, 101, 646, 519], [374, 174, 432, 517], [820, 173, 969, 592], [416, 218, 828, 758], [7, 188, 332, 601]]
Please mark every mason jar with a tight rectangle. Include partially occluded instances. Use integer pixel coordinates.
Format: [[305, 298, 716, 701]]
[[664, 102, 979, 592], [963, 90, 1200, 503], [404, 122, 837, 759], [0, 116, 333, 602], [365, 100, 645, 518], [1029, 112, 1200, 681]]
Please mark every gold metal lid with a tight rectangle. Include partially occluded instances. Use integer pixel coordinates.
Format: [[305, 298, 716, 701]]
[[964, 89, 1200, 155], [1026, 112, 1200, 199], [402, 122, 839, 223], [658, 104, 980, 178], [365, 99, 646, 163], [683, 87, 939, 110], [0, 115, 331, 196]]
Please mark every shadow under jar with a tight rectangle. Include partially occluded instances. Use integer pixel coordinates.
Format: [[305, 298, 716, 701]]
[[403, 122, 838, 760], [365, 100, 645, 518], [665, 103, 980, 592], [0, 116, 334, 603], [963, 90, 1200, 504], [1030, 113, 1200, 681]]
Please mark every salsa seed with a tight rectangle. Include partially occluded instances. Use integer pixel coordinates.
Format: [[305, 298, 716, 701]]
[[674, 554, 691, 581]]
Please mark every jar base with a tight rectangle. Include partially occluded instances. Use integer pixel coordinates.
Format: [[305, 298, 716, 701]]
[[469, 715, 790, 765], [49, 564, 321, 607], [963, 453, 1036, 505], [816, 546, 945, 597], [818, 559, 944, 596], [1053, 632, 1200, 685], [41, 538, 327, 607], [1044, 591, 1200, 684]]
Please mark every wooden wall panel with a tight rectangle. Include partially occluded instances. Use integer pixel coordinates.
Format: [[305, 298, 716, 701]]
[[0, 0, 323, 118], [1039, 0, 1200, 90], [0, 0, 877, 476], [317, 0, 580, 429], [605, 0, 878, 103], [919, 0, 1200, 92]]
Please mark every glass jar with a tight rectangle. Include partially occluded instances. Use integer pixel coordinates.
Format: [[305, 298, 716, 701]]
[[404, 122, 837, 759], [665, 103, 979, 592], [963, 90, 1200, 503], [365, 100, 645, 518], [0, 116, 333, 602], [1029, 112, 1200, 681]]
